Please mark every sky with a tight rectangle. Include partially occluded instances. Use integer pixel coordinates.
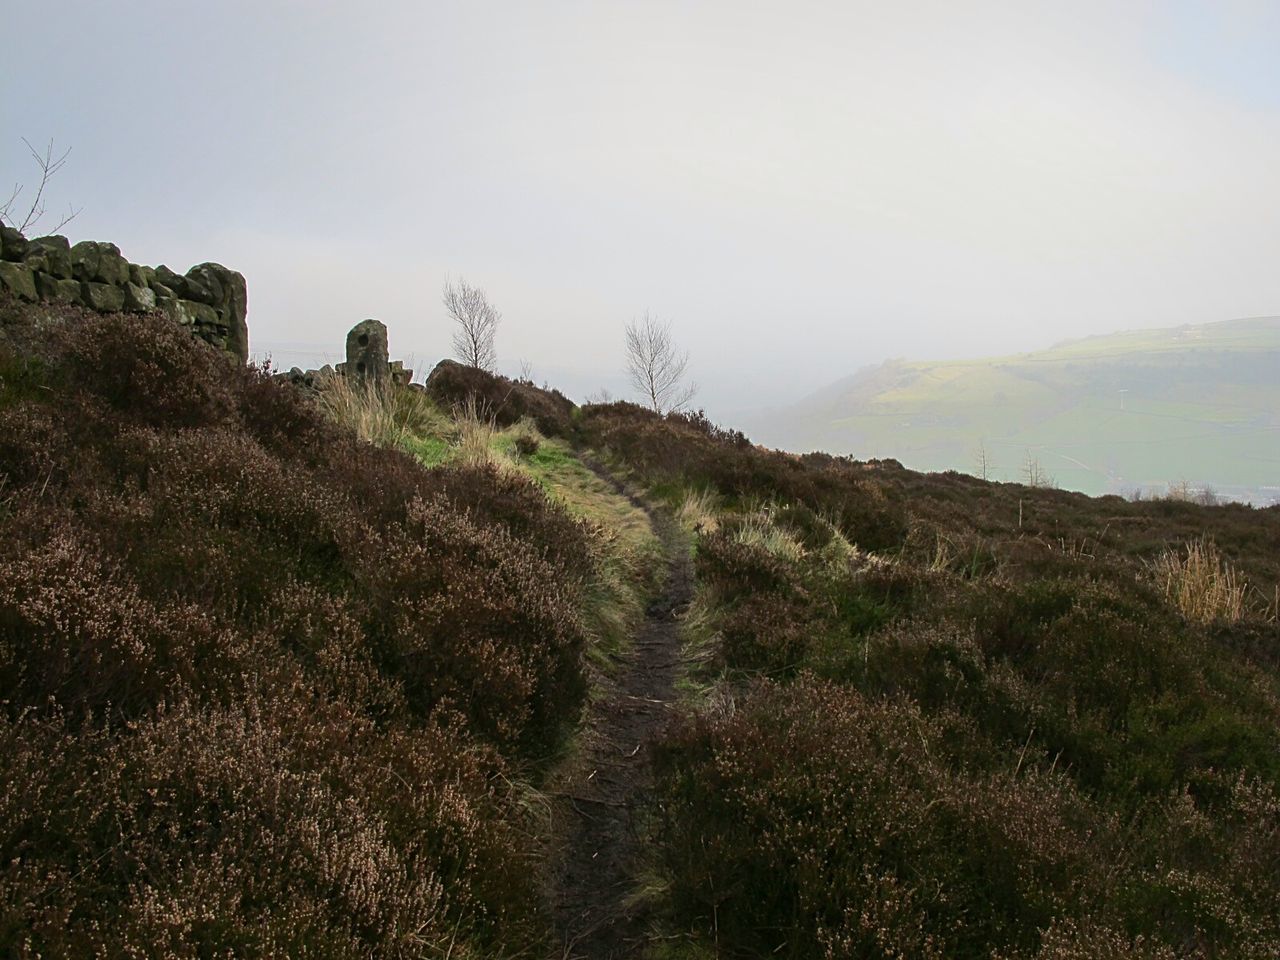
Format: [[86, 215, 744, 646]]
[[5, 0, 1280, 417]]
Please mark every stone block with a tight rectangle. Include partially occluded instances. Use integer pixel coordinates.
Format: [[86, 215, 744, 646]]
[[123, 281, 157, 312], [157, 297, 194, 325], [82, 281, 126, 312], [28, 236, 72, 278], [69, 241, 101, 282], [0, 225, 28, 262], [153, 265, 188, 297], [186, 300, 220, 328], [129, 263, 156, 289], [35, 272, 83, 304], [96, 246, 130, 285], [0, 261, 38, 301], [345, 318, 390, 382]]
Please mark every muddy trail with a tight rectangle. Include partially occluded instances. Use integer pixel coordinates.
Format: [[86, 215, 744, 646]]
[[550, 471, 693, 959]]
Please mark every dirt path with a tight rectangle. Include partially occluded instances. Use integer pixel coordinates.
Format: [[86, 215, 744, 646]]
[[550, 472, 692, 959]]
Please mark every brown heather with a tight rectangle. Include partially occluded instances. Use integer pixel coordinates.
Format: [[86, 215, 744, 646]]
[[0, 297, 595, 956], [586, 401, 1280, 957]]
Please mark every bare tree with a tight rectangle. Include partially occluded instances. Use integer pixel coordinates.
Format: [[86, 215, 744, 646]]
[[1022, 449, 1054, 488], [1, 138, 82, 234], [443, 276, 500, 371], [974, 439, 992, 481], [624, 312, 697, 414]]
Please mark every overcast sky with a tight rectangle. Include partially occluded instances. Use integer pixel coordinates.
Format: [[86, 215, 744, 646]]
[[5, 1, 1280, 415]]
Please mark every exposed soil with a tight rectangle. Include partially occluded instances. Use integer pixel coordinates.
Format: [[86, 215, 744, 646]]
[[550, 468, 693, 959]]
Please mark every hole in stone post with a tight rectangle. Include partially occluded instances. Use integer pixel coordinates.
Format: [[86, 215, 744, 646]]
[[357, 361, 366, 374], [358, 333, 369, 347]]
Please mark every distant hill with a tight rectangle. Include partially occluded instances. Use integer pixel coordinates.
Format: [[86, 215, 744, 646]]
[[746, 316, 1280, 502]]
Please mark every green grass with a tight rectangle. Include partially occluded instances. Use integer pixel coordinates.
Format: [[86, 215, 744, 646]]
[[517, 436, 664, 663], [397, 407, 665, 667], [400, 433, 450, 466]]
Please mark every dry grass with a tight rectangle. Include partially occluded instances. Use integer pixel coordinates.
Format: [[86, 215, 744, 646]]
[[317, 374, 442, 447], [730, 510, 806, 563], [453, 394, 504, 468], [1157, 538, 1248, 624], [677, 488, 720, 534]]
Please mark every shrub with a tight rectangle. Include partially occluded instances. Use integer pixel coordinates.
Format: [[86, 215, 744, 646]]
[[424, 358, 575, 437], [513, 433, 539, 458], [651, 678, 1119, 959], [348, 495, 588, 754], [0, 300, 596, 955]]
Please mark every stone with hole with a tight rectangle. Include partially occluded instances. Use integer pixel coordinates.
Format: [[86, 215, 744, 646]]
[[344, 318, 390, 382]]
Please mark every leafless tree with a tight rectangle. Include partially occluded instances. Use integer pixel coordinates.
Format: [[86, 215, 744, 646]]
[[443, 276, 500, 371], [974, 439, 991, 481], [625, 313, 697, 415], [1022, 449, 1053, 488], [1, 138, 82, 234]]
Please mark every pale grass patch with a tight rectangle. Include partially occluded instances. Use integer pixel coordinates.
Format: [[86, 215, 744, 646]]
[[451, 394, 506, 469], [1157, 538, 1247, 625], [317, 375, 441, 447], [732, 511, 805, 562], [677, 488, 720, 534]]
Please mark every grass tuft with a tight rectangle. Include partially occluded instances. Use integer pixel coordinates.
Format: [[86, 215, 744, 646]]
[[1157, 537, 1248, 624], [317, 374, 443, 448]]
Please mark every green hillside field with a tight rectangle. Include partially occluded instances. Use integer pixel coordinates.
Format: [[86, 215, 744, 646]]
[[748, 316, 1280, 502]]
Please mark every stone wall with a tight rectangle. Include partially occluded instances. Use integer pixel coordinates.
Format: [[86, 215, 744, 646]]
[[0, 225, 248, 363], [276, 318, 414, 389]]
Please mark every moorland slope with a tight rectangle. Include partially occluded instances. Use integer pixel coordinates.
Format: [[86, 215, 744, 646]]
[[1, 292, 1277, 959]]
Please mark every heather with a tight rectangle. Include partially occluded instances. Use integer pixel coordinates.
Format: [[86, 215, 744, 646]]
[[0, 298, 600, 956], [579, 403, 1280, 957], [4, 296, 1279, 958]]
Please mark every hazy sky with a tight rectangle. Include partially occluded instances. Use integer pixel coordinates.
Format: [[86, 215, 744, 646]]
[[6, 1, 1280, 414]]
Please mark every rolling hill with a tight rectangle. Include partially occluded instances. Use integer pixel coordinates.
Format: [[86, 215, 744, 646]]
[[746, 316, 1280, 502]]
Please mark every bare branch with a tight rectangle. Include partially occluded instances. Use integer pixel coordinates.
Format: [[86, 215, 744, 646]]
[[624, 312, 697, 415], [443, 276, 501, 371], [1, 137, 81, 234]]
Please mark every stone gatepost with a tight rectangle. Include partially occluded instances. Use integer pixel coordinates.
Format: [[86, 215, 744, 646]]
[[343, 318, 390, 382]]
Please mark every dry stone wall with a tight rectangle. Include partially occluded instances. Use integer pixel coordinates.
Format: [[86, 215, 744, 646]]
[[0, 225, 248, 363], [276, 318, 414, 389]]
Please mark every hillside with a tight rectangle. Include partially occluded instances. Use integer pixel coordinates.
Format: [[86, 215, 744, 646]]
[[1, 282, 1278, 959], [746, 316, 1280, 502]]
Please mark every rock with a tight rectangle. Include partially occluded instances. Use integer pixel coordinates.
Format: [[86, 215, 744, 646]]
[[82, 281, 126, 312], [95, 244, 130, 286], [153, 265, 188, 298], [28, 236, 72, 278], [345, 318, 390, 382], [185, 264, 224, 304], [70, 240, 128, 283], [35, 273, 83, 304], [129, 263, 156, 289], [69, 241, 101, 282], [389, 359, 414, 386], [151, 282, 175, 299], [0, 225, 28, 262], [22, 253, 49, 275], [186, 263, 247, 364], [123, 281, 157, 312], [182, 276, 212, 305], [0, 262, 38, 301], [185, 300, 221, 328], [157, 297, 193, 325]]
